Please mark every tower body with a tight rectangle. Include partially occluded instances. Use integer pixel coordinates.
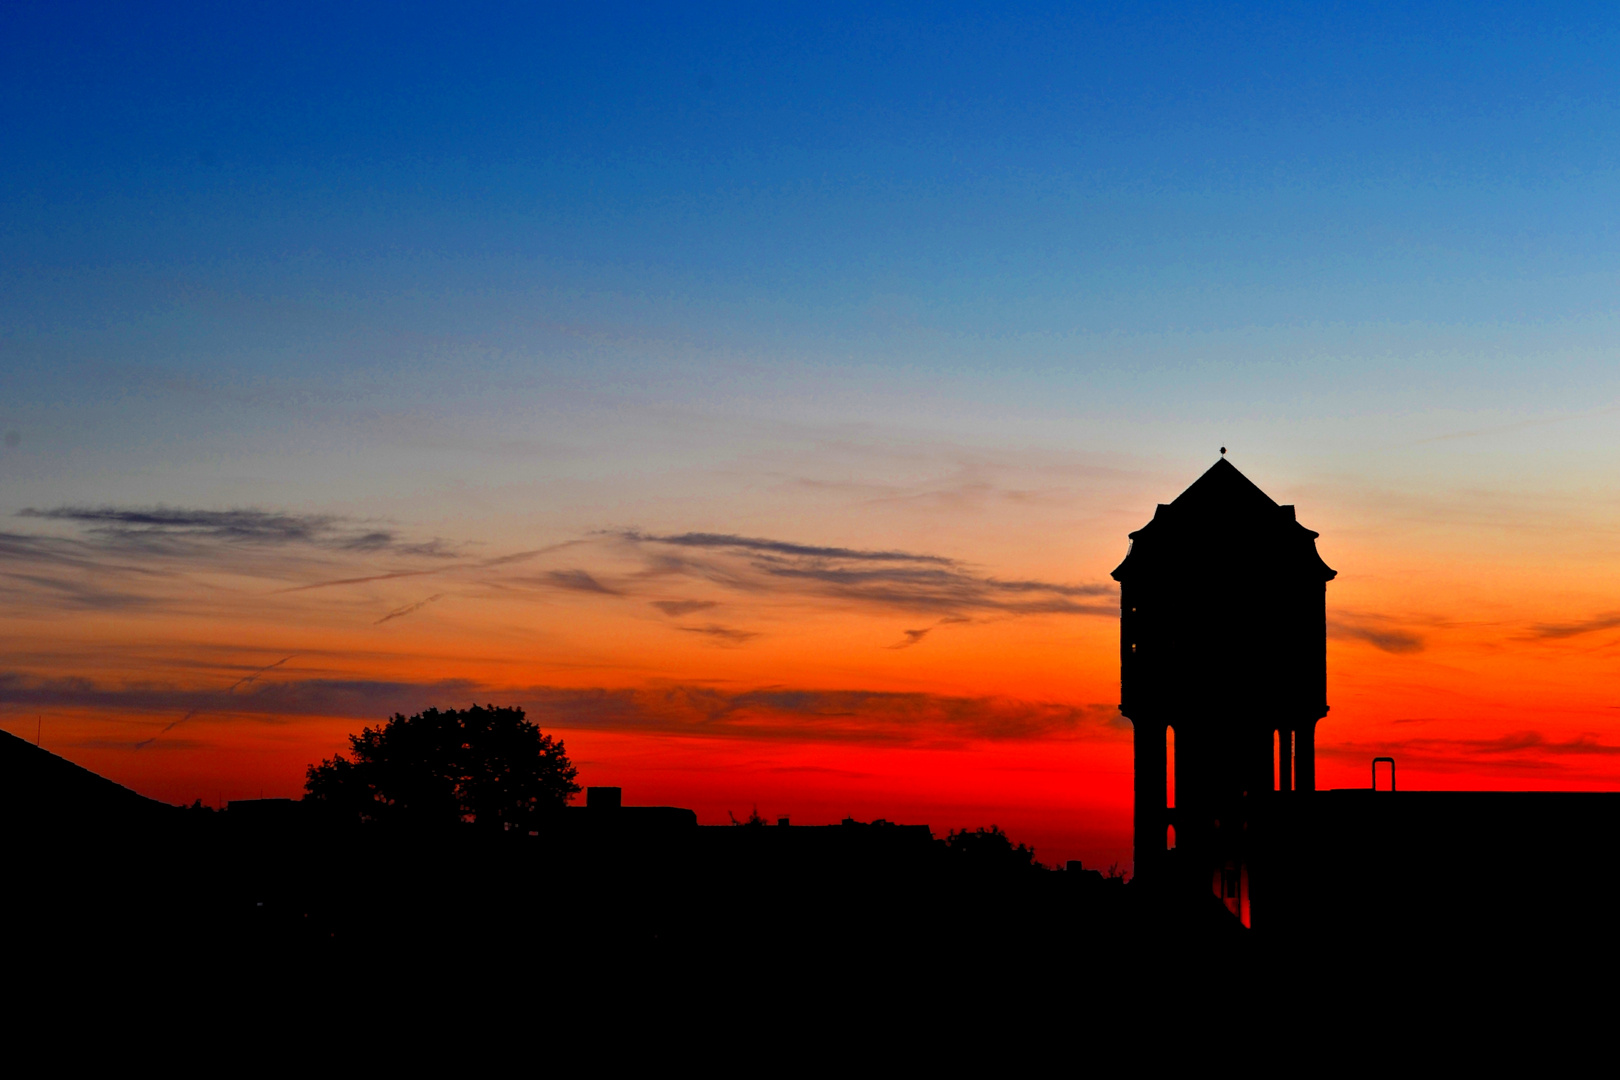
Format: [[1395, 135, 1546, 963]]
[[1112, 459, 1335, 924]]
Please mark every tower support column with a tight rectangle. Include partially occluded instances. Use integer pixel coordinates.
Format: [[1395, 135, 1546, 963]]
[[1296, 720, 1317, 793], [1133, 715, 1167, 881], [1278, 727, 1293, 792]]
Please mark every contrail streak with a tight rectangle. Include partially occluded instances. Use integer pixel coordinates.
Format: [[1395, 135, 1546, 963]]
[[225, 654, 294, 691], [376, 594, 444, 624], [277, 569, 443, 593], [275, 541, 583, 593], [135, 655, 295, 750]]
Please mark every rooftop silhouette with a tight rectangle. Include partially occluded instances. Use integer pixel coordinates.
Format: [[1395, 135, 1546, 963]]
[[0, 727, 175, 832]]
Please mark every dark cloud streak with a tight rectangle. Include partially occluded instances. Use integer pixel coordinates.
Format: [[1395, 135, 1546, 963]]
[[6, 506, 1112, 627], [888, 628, 931, 649], [620, 531, 957, 565], [1321, 731, 1620, 774], [621, 530, 1114, 617], [677, 624, 760, 644], [541, 569, 619, 595], [1528, 613, 1620, 640], [1328, 616, 1424, 654], [0, 674, 1126, 747], [19, 506, 455, 559], [0, 570, 157, 611], [652, 599, 717, 616]]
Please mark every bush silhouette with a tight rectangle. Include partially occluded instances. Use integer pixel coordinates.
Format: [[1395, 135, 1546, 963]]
[[944, 825, 1040, 872], [305, 704, 580, 829], [729, 805, 768, 826]]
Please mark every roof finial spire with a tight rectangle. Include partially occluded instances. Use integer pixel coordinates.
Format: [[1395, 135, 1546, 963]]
[[1219, 446, 1226, 455]]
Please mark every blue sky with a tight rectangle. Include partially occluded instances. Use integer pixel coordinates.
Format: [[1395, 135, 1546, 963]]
[[4, 3, 1618, 531], [10, 3, 1620, 351], [7, 2, 1620, 498]]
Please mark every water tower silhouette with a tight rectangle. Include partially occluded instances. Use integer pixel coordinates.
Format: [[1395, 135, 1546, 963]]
[[1112, 457, 1335, 923]]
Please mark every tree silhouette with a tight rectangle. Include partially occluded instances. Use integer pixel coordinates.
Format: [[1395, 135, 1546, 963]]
[[944, 825, 1041, 872], [729, 805, 768, 826], [304, 704, 580, 829]]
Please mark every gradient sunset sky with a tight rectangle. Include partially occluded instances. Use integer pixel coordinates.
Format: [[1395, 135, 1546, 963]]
[[6, 2, 1620, 870]]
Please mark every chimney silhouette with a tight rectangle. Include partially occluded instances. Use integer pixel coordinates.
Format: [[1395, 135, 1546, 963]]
[[1112, 458, 1335, 919]]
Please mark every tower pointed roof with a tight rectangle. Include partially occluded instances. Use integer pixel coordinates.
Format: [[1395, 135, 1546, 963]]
[[1166, 456, 1277, 515], [1111, 458, 1335, 583]]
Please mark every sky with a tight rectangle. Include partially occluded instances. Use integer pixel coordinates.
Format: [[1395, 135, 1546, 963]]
[[5, 1, 1620, 870]]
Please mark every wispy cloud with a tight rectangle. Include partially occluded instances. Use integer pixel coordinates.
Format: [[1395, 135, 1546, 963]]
[[0, 569, 157, 611], [618, 530, 1114, 617], [0, 671, 479, 727], [4, 506, 1109, 634], [885, 616, 972, 649], [1321, 730, 1620, 774], [1527, 612, 1620, 640], [1328, 615, 1424, 654], [540, 569, 619, 595], [20, 506, 455, 558], [621, 531, 957, 565], [652, 599, 717, 616], [3, 506, 465, 615], [0, 529, 169, 573], [677, 623, 760, 645]]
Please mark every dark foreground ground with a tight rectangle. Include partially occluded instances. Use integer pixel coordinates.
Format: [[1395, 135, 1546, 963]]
[[1, 729, 1216, 1030], [4, 729, 1615, 1056], [9, 803, 1204, 994]]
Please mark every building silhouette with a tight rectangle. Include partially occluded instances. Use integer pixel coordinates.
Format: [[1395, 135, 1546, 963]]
[[1117, 457, 1620, 947], [1113, 456, 1334, 924]]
